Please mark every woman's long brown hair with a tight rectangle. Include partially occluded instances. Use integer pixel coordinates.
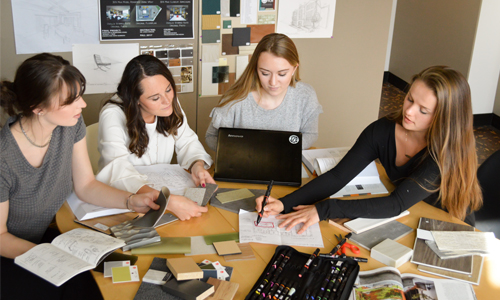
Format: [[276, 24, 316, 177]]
[[390, 66, 482, 220], [106, 55, 183, 157]]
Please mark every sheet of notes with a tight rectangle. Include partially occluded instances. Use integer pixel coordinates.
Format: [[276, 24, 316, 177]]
[[238, 211, 324, 248]]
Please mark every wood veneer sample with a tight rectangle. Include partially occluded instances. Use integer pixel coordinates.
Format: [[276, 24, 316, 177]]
[[247, 24, 275, 43], [206, 277, 239, 300], [166, 257, 203, 280], [221, 34, 239, 55], [223, 243, 256, 261]]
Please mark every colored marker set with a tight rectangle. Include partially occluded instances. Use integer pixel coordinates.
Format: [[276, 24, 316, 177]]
[[246, 246, 360, 300]]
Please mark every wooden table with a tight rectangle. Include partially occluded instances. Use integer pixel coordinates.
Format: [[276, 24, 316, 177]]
[[56, 167, 500, 299]]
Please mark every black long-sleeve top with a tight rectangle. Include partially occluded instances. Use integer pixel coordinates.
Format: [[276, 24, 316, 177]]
[[281, 117, 475, 226]]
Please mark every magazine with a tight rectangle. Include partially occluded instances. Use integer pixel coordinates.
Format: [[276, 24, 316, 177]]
[[350, 267, 476, 300]]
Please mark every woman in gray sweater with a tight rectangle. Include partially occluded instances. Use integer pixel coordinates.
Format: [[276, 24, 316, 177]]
[[205, 33, 323, 151]]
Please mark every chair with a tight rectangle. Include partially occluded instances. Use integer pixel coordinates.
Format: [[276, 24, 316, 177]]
[[94, 54, 111, 71], [475, 150, 500, 237], [86, 123, 100, 175]]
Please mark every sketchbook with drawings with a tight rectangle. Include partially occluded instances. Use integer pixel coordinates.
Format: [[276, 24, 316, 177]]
[[14, 228, 125, 286], [302, 147, 388, 197]]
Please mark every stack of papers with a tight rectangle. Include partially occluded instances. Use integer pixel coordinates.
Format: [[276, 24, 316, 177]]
[[302, 147, 388, 198]]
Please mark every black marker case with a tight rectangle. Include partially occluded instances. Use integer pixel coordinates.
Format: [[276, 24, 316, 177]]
[[246, 245, 359, 300]]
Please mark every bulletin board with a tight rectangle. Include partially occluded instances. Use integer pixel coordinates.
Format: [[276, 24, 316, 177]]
[[197, 0, 278, 97]]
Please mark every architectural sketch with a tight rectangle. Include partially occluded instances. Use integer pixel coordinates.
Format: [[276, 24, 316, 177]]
[[291, 0, 330, 32], [277, 0, 336, 38], [11, 0, 99, 54], [72, 43, 138, 94]]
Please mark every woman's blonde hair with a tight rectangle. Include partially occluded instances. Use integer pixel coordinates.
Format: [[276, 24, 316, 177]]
[[391, 66, 482, 220], [217, 33, 300, 107]]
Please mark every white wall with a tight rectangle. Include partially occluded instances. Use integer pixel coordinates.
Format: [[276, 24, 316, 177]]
[[468, 0, 500, 114], [384, 0, 397, 71]]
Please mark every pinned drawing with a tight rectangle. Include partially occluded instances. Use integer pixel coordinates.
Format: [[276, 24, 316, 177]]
[[94, 54, 112, 72], [72, 43, 138, 94], [11, 0, 99, 54], [277, 0, 336, 38]]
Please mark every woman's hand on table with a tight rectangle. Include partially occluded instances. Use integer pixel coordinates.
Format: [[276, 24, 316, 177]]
[[168, 194, 208, 221], [190, 161, 216, 188], [255, 195, 284, 217], [276, 205, 320, 234]]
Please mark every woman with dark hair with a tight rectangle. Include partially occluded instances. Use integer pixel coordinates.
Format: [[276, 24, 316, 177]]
[[256, 66, 482, 233], [97, 55, 214, 220], [205, 33, 323, 151], [0, 53, 158, 299]]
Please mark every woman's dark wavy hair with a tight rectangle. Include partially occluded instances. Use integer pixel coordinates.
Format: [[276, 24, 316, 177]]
[[0, 53, 85, 118], [106, 55, 183, 157]]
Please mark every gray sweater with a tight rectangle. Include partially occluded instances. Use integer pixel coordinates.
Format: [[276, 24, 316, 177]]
[[0, 116, 86, 243], [205, 82, 323, 151]]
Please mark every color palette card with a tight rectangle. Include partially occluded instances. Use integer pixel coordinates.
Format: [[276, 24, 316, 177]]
[[216, 188, 254, 203], [112, 265, 140, 283], [104, 260, 130, 277]]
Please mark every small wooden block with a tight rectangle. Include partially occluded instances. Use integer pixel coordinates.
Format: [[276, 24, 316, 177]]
[[213, 240, 242, 256], [206, 277, 239, 300], [166, 257, 203, 280], [371, 238, 413, 268], [223, 243, 256, 262]]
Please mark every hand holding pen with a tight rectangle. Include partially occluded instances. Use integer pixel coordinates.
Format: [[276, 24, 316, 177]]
[[256, 180, 274, 226]]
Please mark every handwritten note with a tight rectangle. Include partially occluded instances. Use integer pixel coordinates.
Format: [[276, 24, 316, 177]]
[[135, 164, 195, 195], [238, 211, 324, 248]]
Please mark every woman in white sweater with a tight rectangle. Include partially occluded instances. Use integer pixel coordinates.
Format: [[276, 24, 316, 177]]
[[97, 55, 214, 220]]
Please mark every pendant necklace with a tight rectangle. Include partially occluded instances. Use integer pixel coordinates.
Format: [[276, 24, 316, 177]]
[[19, 116, 52, 148]]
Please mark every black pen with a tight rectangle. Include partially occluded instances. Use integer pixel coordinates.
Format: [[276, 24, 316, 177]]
[[256, 180, 274, 226], [318, 253, 368, 263], [298, 248, 320, 277], [328, 233, 352, 255]]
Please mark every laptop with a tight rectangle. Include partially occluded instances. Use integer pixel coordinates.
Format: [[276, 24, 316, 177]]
[[214, 128, 302, 186]]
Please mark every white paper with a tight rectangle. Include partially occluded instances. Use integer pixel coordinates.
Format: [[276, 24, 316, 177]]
[[277, 0, 336, 38], [432, 231, 498, 253], [134, 164, 195, 195], [72, 43, 139, 94], [239, 211, 324, 248], [302, 147, 350, 173], [344, 210, 410, 234], [240, 0, 258, 24], [11, 0, 99, 54], [416, 228, 435, 241], [67, 192, 130, 221]]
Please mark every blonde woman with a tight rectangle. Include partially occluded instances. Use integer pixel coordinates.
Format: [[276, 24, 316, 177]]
[[205, 33, 323, 151], [257, 66, 482, 233]]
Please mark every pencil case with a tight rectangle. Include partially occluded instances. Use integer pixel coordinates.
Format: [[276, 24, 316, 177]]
[[245, 245, 359, 300]]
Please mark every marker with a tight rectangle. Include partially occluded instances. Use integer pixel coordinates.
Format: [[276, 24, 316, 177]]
[[298, 248, 320, 277], [328, 233, 352, 255], [256, 180, 274, 226], [318, 253, 368, 263]]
